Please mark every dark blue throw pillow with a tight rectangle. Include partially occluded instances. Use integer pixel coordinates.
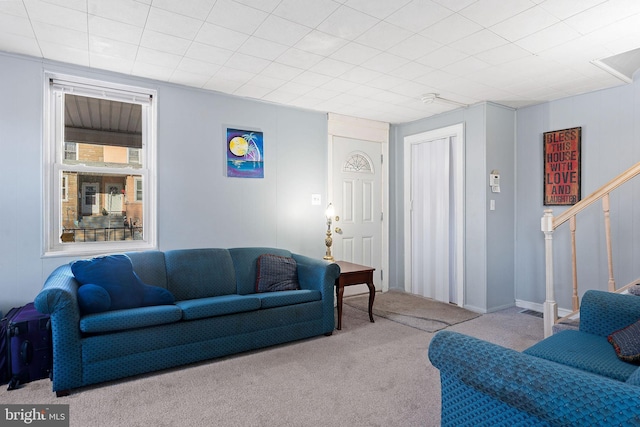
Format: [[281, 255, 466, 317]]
[[71, 254, 174, 313], [255, 254, 300, 293]]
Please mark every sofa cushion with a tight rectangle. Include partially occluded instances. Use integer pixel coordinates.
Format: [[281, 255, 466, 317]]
[[608, 320, 640, 364], [256, 254, 300, 293], [176, 295, 261, 320], [257, 289, 321, 309], [80, 305, 183, 334], [524, 330, 639, 381], [164, 249, 237, 300]]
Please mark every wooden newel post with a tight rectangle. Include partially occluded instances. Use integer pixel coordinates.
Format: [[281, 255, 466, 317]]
[[541, 209, 557, 338]]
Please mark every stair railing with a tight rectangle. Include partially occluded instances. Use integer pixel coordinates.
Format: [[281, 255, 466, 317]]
[[541, 161, 640, 337]]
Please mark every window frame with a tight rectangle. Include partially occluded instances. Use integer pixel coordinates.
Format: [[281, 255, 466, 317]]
[[43, 72, 158, 256]]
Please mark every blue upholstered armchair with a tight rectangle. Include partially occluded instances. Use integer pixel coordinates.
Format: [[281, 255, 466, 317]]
[[429, 290, 640, 426]]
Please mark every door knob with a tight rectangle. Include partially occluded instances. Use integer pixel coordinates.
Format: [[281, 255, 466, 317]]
[[334, 227, 342, 234]]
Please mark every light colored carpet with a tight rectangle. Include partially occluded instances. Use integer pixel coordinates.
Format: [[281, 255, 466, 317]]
[[344, 290, 480, 332], [0, 301, 543, 427]]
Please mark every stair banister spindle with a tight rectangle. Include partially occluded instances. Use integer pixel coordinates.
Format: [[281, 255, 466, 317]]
[[570, 215, 579, 311], [602, 194, 616, 291], [542, 209, 557, 338]]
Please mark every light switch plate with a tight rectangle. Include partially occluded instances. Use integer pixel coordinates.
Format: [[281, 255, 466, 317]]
[[311, 194, 321, 205]]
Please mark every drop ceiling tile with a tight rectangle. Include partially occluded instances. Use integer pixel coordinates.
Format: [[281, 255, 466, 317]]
[[292, 70, 334, 86], [367, 74, 407, 90], [206, 0, 268, 35], [44, 0, 87, 12], [24, 0, 88, 32], [420, 13, 483, 45], [306, 86, 341, 100], [459, 0, 534, 27], [450, 29, 509, 56], [441, 56, 491, 77], [362, 52, 409, 74], [273, 0, 341, 28], [215, 66, 256, 84], [152, 0, 216, 19], [340, 66, 384, 83], [295, 30, 348, 56], [177, 57, 222, 75], [316, 6, 378, 39], [0, 1, 28, 18], [0, 32, 41, 57], [136, 46, 182, 69], [475, 43, 532, 65], [185, 42, 234, 65], [564, 0, 640, 35], [515, 21, 581, 54], [39, 41, 89, 66], [87, 0, 150, 27], [539, 0, 606, 20], [330, 42, 382, 66], [195, 22, 249, 51], [169, 69, 212, 87], [279, 80, 315, 95], [88, 15, 143, 45], [233, 0, 281, 13], [385, 0, 453, 33], [415, 46, 467, 68], [490, 6, 560, 42], [262, 88, 301, 103], [388, 34, 442, 61], [234, 83, 274, 98], [312, 57, 355, 77], [321, 78, 360, 92], [140, 30, 191, 55], [89, 35, 138, 60], [344, 0, 411, 19], [202, 77, 243, 93], [261, 62, 304, 80], [31, 22, 87, 50], [276, 47, 324, 69], [146, 7, 203, 40], [132, 61, 175, 81], [249, 74, 287, 90], [431, 0, 477, 12], [355, 21, 413, 51], [89, 53, 134, 74], [0, 14, 34, 38], [391, 61, 434, 80], [254, 14, 311, 46], [238, 37, 289, 61], [389, 79, 434, 97], [225, 52, 270, 74]]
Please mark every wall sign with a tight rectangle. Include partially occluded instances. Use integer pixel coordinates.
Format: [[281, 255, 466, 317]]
[[543, 127, 581, 205]]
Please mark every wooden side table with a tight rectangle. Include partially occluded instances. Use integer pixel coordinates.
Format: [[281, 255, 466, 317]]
[[334, 261, 375, 330]]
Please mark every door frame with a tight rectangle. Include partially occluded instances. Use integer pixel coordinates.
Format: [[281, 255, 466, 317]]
[[81, 182, 100, 215], [328, 113, 389, 292], [403, 123, 465, 305]]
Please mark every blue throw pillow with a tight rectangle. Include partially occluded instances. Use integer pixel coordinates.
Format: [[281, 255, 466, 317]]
[[141, 283, 175, 306], [77, 284, 111, 314], [71, 254, 145, 310], [608, 320, 640, 364]]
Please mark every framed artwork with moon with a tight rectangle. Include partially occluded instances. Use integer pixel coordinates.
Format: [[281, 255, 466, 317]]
[[226, 128, 264, 178]]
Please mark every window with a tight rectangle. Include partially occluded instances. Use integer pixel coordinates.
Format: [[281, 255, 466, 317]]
[[44, 73, 157, 255]]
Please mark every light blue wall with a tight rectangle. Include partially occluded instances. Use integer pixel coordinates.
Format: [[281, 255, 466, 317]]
[[515, 78, 640, 310], [0, 52, 329, 314], [389, 103, 516, 313]]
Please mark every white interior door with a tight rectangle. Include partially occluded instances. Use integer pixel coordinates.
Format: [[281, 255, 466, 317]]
[[404, 124, 465, 306], [331, 136, 383, 293]]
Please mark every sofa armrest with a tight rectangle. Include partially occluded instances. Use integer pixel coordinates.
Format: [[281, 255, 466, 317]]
[[580, 290, 640, 336], [292, 254, 340, 333], [429, 331, 640, 426], [34, 264, 83, 393]]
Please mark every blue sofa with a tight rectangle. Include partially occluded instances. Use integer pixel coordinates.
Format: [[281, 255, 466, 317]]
[[35, 247, 339, 396], [429, 290, 640, 426]]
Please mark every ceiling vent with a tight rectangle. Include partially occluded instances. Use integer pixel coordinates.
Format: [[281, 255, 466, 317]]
[[592, 47, 640, 83]]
